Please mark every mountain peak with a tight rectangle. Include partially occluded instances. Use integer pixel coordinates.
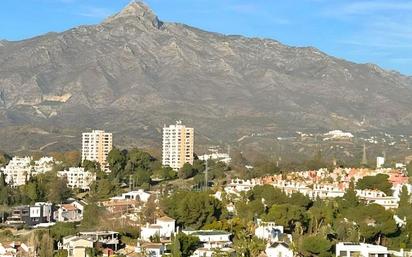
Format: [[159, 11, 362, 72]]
[[104, 1, 163, 28]]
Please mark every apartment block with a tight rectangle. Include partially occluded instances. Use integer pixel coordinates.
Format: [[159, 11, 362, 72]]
[[82, 130, 112, 171], [58, 167, 96, 191], [162, 121, 194, 170]]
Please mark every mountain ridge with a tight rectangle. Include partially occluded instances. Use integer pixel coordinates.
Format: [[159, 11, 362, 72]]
[[0, 2, 412, 156]]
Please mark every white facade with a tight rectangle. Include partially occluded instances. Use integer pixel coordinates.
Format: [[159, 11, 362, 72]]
[[336, 243, 389, 257], [266, 243, 293, 257], [2, 156, 56, 186], [58, 167, 96, 190], [1, 157, 32, 186], [141, 216, 176, 241], [162, 121, 194, 170], [32, 157, 55, 175], [255, 220, 286, 242], [198, 152, 231, 165], [377, 157, 385, 169], [111, 189, 152, 203], [82, 130, 112, 171]]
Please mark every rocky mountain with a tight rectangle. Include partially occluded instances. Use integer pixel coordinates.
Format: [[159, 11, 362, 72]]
[[1, 1, 412, 155]]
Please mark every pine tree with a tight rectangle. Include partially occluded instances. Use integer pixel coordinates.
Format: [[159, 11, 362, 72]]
[[397, 185, 411, 219]]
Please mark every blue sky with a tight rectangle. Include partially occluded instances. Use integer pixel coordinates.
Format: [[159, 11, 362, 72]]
[[1, 0, 412, 75]]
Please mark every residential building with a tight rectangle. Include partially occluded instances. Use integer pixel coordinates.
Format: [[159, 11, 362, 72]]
[[141, 216, 176, 241], [265, 242, 293, 257], [254, 219, 290, 243], [1, 157, 32, 187], [32, 156, 55, 175], [183, 230, 233, 257], [136, 242, 166, 257], [82, 130, 112, 171], [377, 157, 385, 169], [6, 202, 54, 227], [336, 242, 389, 257], [54, 201, 85, 222], [57, 167, 96, 190], [110, 189, 152, 203], [1, 156, 56, 187], [60, 236, 94, 257], [162, 121, 194, 170]]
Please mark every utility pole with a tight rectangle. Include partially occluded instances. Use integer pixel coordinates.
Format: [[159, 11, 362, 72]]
[[129, 175, 134, 192], [204, 155, 209, 191]]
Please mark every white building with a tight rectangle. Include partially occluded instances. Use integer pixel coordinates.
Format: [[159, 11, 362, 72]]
[[266, 242, 293, 257], [255, 220, 288, 243], [58, 167, 96, 190], [323, 130, 354, 140], [82, 130, 112, 171], [141, 216, 176, 241], [184, 230, 233, 257], [377, 157, 385, 169], [162, 121, 194, 170], [1, 156, 57, 187], [336, 242, 389, 257], [32, 156, 55, 175], [136, 242, 165, 257], [356, 189, 399, 209], [110, 189, 152, 203], [198, 152, 231, 165], [1, 157, 32, 186], [224, 178, 262, 196]]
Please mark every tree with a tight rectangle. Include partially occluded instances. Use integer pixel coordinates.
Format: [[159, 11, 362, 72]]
[[47, 177, 72, 204], [107, 148, 127, 179], [397, 185, 412, 219], [0, 173, 9, 205], [265, 204, 307, 232], [179, 163, 197, 179], [162, 191, 223, 229], [81, 203, 105, 229], [143, 195, 157, 224], [50, 222, 77, 241], [170, 233, 200, 257], [300, 235, 332, 257], [38, 233, 54, 257], [341, 180, 359, 208], [233, 230, 265, 257], [356, 174, 392, 195]]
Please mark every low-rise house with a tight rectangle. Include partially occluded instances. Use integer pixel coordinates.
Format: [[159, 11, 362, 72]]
[[265, 242, 293, 257], [224, 178, 261, 196], [6, 202, 54, 227], [255, 220, 288, 243], [0, 242, 30, 257], [336, 242, 389, 257], [57, 167, 96, 190], [141, 216, 176, 241], [356, 190, 399, 209], [184, 230, 233, 257], [110, 189, 152, 203], [60, 231, 121, 256], [135, 242, 165, 257], [54, 201, 85, 222], [60, 236, 94, 257]]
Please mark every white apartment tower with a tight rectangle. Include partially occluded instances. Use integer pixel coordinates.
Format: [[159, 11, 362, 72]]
[[162, 121, 194, 170], [82, 130, 112, 171]]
